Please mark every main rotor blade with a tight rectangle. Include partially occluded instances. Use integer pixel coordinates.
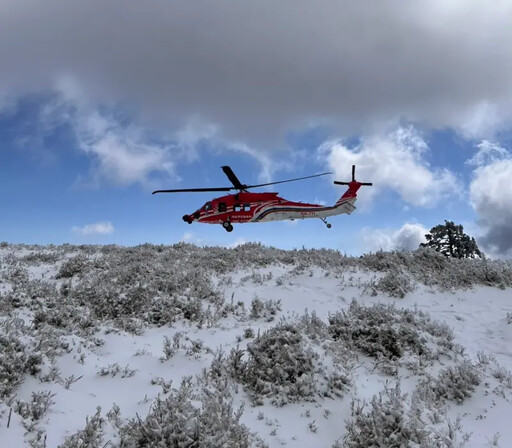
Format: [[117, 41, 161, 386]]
[[334, 181, 351, 186], [333, 181, 373, 186], [152, 187, 232, 194], [221, 166, 245, 190], [352, 165, 355, 181], [246, 172, 332, 189]]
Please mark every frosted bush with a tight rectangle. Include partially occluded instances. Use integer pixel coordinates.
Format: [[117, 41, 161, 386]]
[[343, 384, 427, 448], [299, 309, 329, 341], [58, 407, 105, 448], [56, 254, 90, 278], [0, 329, 42, 398], [120, 378, 264, 448], [14, 390, 55, 421], [328, 301, 455, 363], [231, 323, 320, 406], [370, 269, 415, 298], [250, 297, 282, 321], [97, 363, 137, 378], [417, 361, 481, 405], [359, 248, 512, 290], [21, 251, 60, 265], [343, 384, 471, 448]]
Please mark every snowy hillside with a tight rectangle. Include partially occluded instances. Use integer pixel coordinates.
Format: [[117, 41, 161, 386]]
[[1, 243, 511, 447]]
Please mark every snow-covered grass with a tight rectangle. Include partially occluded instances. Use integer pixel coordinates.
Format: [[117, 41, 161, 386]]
[[0, 243, 511, 447]]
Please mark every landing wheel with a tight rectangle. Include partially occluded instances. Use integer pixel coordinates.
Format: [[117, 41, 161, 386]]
[[320, 217, 332, 229], [222, 221, 233, 232]]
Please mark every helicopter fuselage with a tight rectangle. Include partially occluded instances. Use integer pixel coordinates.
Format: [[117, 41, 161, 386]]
[[183, 187, 359, 226]]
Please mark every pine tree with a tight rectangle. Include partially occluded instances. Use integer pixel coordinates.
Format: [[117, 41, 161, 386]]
[[420, 220, 482, 259]]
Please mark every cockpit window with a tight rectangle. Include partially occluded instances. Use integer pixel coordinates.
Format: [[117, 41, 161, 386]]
[[204, 202, 212, 211], [218, 202, 227, 212]]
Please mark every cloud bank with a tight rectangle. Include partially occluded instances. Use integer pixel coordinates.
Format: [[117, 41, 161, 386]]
[[469, 142, 512, 258], [361, 223, 428, 253], [2, 0, 512, 145]]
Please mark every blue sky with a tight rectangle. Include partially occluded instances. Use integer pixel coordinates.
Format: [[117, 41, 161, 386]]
[[1, 1, 512, 257]]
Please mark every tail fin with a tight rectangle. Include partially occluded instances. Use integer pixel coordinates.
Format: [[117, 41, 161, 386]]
[[333, 165, 372, 206]]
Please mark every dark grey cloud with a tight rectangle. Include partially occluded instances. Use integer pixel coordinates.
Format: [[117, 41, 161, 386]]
[[479, 223, 512, 257], [469, 153, 512, 259], [2, 0, 512, 145]]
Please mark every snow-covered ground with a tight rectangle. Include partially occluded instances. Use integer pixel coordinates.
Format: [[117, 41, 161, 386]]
[[0, 244, 511, 447]]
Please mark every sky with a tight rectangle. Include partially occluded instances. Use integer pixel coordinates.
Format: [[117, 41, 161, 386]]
[[1, 0, 512, 257]]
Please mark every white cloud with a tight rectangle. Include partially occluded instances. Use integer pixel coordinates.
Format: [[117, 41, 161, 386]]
[[466, 140, 510, 167], [72, 221, 114, 236], [321, 126, 461, 208], [361, 223, 428, 252], [37, 86, 278, 187], [76, 111, 175, 187]]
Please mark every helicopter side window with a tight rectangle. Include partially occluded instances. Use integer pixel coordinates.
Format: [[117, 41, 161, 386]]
[[243, 203, 251, 212], [204, 202, 212, 211], [234, 204, 242, 212], [218, 202, 227, 212]]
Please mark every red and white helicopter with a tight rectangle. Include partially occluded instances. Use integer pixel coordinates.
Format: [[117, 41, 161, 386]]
[[153, 165, 372, 232]]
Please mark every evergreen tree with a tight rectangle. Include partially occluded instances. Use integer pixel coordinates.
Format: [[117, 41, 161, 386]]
[[420, 220, 482, 259]]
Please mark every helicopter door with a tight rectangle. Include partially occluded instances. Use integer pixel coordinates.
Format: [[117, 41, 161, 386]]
[[218, 202, 227, 213]]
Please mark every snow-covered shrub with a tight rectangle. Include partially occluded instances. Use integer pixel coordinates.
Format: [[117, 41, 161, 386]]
[[33, 301, 97, 336], [343, 384, 427, 448], [14, 390, 55, 421], [120, 378, 264, 448], [8, 279, 59, 312], [0, 328, 42, 398], [97, 363, 137, 378], [21, 251, 60, 265], [232, 323, 318, 406], [56, 254, 90, 278], [328, 301, 455, 363], [299, 309, 329, 341], [244, 327, 255, 338], [161, 335, 177, 361], [358, 248, 512, 291], [417, 361, 481, 405], [6, 265, 29, 290], [58, 407, 105, 448], [369, 269, 415, 298], [250, 297, 282, 321]]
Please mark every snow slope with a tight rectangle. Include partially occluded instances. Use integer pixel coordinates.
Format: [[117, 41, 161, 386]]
[[0, 244, 511, 447]]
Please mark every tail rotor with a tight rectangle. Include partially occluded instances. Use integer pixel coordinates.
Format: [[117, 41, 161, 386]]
[[334, 165, 372, 187]]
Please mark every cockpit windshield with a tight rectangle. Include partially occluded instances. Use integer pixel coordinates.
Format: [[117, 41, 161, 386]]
[[204, 202, 212, 211]]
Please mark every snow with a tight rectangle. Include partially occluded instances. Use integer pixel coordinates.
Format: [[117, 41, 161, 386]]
[[0, 244, 511, 447]]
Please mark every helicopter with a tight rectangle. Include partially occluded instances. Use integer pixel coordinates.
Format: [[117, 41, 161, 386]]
[[152, 165, 372, 232]]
